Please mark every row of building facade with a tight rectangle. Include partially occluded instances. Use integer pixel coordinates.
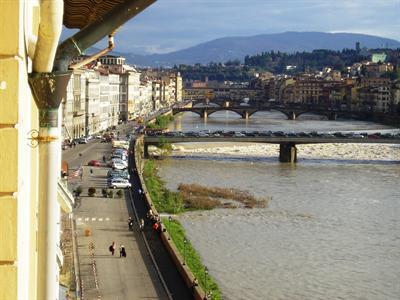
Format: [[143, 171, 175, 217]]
[[63, 55, 183, 140], [184, 59, 400, 114]]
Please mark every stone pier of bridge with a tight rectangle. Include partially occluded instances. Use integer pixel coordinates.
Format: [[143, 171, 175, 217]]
[[288, 111, 296, 120], [279, 143, 297, 163]]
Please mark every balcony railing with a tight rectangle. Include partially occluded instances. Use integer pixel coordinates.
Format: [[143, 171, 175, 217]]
[[57, 179, 75, 213]]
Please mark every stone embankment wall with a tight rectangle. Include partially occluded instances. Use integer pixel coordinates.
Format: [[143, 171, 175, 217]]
[[134, 136, 205, 300]]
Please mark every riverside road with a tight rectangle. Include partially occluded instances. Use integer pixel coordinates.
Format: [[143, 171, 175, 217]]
[[63, 123, 192, 299]]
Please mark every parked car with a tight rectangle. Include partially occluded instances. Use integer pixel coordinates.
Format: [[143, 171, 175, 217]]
[[108, 178, 131, 189], [112, 148, 128, 155], [333, 132, 346, 138], [111, 153, 127, 161], [381, 133, 395, 139], [368, 134, 381, 139], [61, 160, 68, 178], [107, 170, 130, 180], [234, 132, 246, 137], [111, 159, 127, 170], [88, 160, 101, 167], [77, 137, 88, 144]]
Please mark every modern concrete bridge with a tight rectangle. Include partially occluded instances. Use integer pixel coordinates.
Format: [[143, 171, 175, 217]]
[[143, 135, 400, 163]]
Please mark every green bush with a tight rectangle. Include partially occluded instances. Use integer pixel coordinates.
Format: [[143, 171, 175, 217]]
[[88, 187, 96, 197], [145, 115, 174, 130], [107, 190, 114, 198], [74, 186, 82, 197], [102, 188, 107, 197], [116, 189, 123, 198]]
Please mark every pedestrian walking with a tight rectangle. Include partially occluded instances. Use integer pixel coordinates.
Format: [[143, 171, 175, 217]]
[[139, 218, 144, 231], [152, 221, 160, 233], [90, 168, 93, 176], [109, 241, 116, 256], [128, 217, 133, 231], [119, 245, 126, 258], [102, 155, 106, 163]]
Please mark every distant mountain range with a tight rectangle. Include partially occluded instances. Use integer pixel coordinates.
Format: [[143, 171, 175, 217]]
[[89, 32, 400, 67]]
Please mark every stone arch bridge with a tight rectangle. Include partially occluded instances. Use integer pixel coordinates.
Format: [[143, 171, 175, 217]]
[[172, 105, 357, 120]]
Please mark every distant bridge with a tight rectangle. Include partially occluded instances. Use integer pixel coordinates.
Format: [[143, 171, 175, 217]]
[[172, 104, 370, 121], [144, 135, 400, 163]]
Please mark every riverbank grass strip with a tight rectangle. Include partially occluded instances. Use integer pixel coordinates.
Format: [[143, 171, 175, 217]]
[[143, 160, 185, 213], [143, 160, 221, 298], [163, 218, 222, 300]]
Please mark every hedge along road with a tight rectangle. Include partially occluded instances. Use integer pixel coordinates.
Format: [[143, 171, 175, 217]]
[[128, 139, 194, 300], [63, 139, 170, 300]]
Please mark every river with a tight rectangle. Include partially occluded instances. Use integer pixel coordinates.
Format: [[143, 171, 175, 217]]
[[156, 111, 400, 300]]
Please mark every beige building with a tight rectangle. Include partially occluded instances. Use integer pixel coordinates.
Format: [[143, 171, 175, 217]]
[[358, 85, 392, 112], [391, 80, 400, 108], [138, 81, 154, 117], [71, 70, 86, 138], [62, 69, 87, 140], [85, 69, 101, 135], [127, 70, 142, 120]]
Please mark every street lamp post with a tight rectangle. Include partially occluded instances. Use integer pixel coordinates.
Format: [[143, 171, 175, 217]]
[[183, 237, 187, 265], [204, 266, 208, 299], [168, 216, 172, 240]]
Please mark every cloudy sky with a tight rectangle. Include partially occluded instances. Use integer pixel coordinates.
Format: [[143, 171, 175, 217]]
[[66, 0, 400, 54]]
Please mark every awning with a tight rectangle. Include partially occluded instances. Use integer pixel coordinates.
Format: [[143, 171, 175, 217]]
[[63, 0, 155, 29]]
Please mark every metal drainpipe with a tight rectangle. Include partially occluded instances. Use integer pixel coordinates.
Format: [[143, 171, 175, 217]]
[[53, 0, 156, 73], [69, 34, 116, 70], [29, 72, 71, 300], [29, 0, 65, 299]]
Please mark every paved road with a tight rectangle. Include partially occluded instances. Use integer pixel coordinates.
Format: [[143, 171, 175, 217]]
[[63, 136, 169, 299]]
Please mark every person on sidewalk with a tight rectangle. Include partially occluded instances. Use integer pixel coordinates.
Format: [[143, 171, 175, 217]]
[[119, 245, 126, 258], [139, 218, 144, 231], [128, 217, 134, 231], [109, 241, 116, 256]]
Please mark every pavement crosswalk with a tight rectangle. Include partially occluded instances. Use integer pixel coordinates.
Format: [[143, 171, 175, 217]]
[[76, 217, 111, 222]]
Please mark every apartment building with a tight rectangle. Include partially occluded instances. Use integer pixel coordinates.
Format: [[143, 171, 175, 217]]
[[127, 70, 142, 120], [85, 69, 101, 135], [99, 70, 111, 131]]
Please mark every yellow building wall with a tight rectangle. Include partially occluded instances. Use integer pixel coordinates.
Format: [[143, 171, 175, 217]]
[[0, 0, 39, 298]]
